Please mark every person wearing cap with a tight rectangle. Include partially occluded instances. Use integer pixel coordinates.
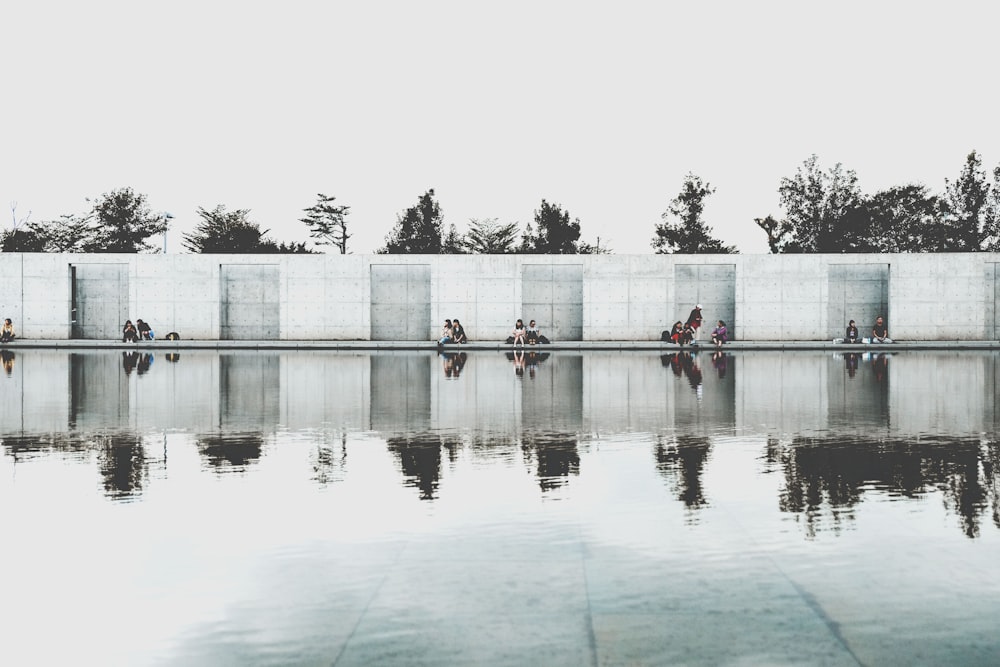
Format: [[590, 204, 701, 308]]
[[685, 304, 703, 342]]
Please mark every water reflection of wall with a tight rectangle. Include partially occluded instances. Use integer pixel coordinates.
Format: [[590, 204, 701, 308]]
[[583, 352, 735, 437], [738, 352, 830, 435]]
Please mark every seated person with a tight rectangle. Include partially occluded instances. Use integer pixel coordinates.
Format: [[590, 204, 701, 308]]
[[1, 318, 15, 343], [711, 320, 728, 347], [526, 319, 539, 344], [451, 318, 467, 343], [437, 319, 453, 346], [122, 320, 139, 343], [845, 320, 860, 343], [680, 323, 695, 345], [512, 319, 526, 347], [872, 315, 892, 343], [665, 321, 684, 345], [136, 318, 153, 340]]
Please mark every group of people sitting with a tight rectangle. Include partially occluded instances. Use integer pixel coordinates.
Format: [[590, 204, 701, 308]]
[[661, 305, 728, 348], [508, 319, 550, 347], [122, 319, 154, 342], [844, 315, 892, 344], [437, 319, 468, 346]]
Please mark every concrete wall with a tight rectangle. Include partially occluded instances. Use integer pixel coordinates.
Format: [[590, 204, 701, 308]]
[[1, 252, 998, 341]]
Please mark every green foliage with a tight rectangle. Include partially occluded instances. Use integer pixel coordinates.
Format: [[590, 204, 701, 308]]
[[0, 228, 46, 252], [379, 189, 443, 254], [441, 224, 466, 254], [463, 218, 520, 254], [942, 151, 991, 251], [864, 185, 941, 253], [652, 173, 736, 254], [183, 205, 311, 253], [85, 187, 168, 253], [300, 193, 351, 254], [776, 155, 864, 253], [519, 200, 582, 254]]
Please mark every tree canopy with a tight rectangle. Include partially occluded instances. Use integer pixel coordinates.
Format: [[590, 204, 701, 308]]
[[86, 187, 169, 253], [757, 151, 1000, 254], [379, 189, 443, 254], [520, 200, 583, 254], [183, 205, 312, 253], [300, 193, 351, 254], [652, 173, 736, 254]]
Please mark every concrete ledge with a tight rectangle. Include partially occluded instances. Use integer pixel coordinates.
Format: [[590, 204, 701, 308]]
[[2, 340, 999, 352]]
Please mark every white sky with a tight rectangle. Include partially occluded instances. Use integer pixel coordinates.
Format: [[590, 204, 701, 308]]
[[2, 1, 998, 254]]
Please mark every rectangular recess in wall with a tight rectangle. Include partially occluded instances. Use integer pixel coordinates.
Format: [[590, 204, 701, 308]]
[[827, 264, 888, 339], [71, 263, 128, 340], [370, 264, 431, 341], [674, 264, 736, 339], [220, 264, 279, 340], [522, 264, 583, 341]]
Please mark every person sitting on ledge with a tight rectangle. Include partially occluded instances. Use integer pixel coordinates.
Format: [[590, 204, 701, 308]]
[[136, 318, 154, 340], [451, 318, 467, 344], [525, 319, 550, 344], [711, 320, 728, 347], [661, 321, 684, 345], [1, 318, 15, 343], [845, 319, 860, 343], [511, 319, 526, 347], [437, 319, 453, 346], [872, 315, 893, 343], [122, 320, 139, 343]]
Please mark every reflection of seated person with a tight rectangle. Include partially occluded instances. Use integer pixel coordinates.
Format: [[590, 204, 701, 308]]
[[441, 351, 467, 378], [872, 316, 892, 343], [451, 319, 467, 344], [122, 320, 138, 343], [845, 352, 859, 378], [122, 351, 139, 374], [137, 353, 153, 375], [1, 318, 15, 343], [845, 320, 860, 343], [711, 350, 727, 378], [1, 350, 14, 375]]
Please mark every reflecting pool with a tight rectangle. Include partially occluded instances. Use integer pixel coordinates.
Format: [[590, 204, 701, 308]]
[[0, 349, 998, 665]]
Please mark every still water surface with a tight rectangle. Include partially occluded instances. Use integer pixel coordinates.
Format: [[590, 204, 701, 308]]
[[0, 349, 998, 665]]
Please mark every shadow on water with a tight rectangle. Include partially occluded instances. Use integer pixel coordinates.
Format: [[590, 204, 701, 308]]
[[1, 349, 1000, 537]]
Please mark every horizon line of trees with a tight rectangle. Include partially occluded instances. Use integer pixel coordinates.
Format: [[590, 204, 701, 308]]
[[3, 150, 997, 255]]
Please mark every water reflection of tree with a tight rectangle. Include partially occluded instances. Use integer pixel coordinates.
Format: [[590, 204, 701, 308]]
[[196, 432, 264, 472], [520, 432, 579, 492], [775, 437, 1000, 538], [386, 433, 461, 500], [97, 433, 147, 499], [655, 435, 712, 510]]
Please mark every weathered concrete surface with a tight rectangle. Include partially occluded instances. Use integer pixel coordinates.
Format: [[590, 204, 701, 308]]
[[1, 252, 998, 341]]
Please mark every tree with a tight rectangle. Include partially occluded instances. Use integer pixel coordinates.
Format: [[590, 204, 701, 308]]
[[2, 214, 94, 253], [941, 151, 991, 251], [652, 173, 736, 254], [183, 205, 307, 253], [519, 200, 581, 254], [85, 187, 168, 253], [774, 155, 865, 253], [300, 193, 351, 254], [379, 189, 443, 254], [984, 166, 1000, 251], [463, 218, 520, 254], [864, 185, 941, 253], [441, 224, 465, 254]]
